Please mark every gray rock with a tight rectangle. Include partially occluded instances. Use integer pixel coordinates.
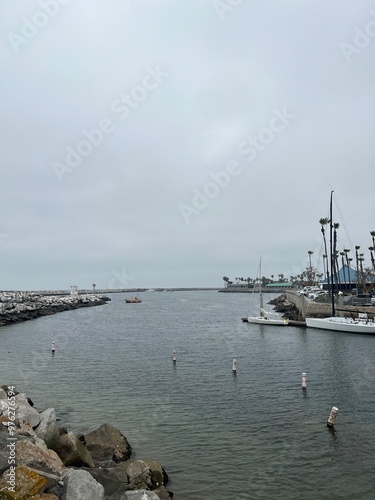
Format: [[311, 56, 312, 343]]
[[125, 460, 152, 490], [84, 423, 132, 464], [0, 427, 9, 475], [16, 435, 65, 476], [80, 466, 130, 499], [57, 432, 95, 467], [0, 399, 10, 415], [121, 490, 160, 500], [152, 486, 173, 500], [143, 460, 168, 488], [62, 468, 104, 500], [15, 393, 41, 428], [35, 408, 60, 450], [26, 466, 62, 491], [0, 389, 7, 400]]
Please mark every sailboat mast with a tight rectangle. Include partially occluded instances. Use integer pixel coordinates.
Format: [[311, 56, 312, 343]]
[[259, 258, 264, 315], [329, 191, 336, 317]]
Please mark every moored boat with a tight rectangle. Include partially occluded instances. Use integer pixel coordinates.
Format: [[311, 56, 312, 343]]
[[306, 315, 375, 334], [246, 259, 289, 326]]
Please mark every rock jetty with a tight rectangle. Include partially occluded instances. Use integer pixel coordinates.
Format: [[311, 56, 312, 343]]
[[268, 294, 301, 321], [0, 293, 110, 327], [0, 385, 173, 499]]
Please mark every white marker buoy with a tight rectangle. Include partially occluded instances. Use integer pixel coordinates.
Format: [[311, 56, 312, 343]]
[[232, 359, 237, 373], [172, 350, 177, 363], [302, 372, 307, 389], [327, 406, 339, 428], [51, 341, 56, 354]]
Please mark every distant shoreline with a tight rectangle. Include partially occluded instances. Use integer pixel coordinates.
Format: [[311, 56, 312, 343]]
[[1, 288, 222, 295]]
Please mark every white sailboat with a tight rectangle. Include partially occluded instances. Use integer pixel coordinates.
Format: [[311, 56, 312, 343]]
[[305, 191, 375, 335], [306, 314, 375, 333], [246, 259, 289, 326]]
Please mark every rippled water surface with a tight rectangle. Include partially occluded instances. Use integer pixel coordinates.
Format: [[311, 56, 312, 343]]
[[1, 291, 375, 499]]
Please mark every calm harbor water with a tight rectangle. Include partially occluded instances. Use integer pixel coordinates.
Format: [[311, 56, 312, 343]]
[[1, 290, 375, 499]]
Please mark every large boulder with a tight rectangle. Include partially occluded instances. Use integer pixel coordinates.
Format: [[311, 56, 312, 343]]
[[0, 465, 46, 499], [84, 424, 131, 464], [61, 469, 104, 500], [80, 466, 130, 499], [15, 394, 41, 429], [0, 388, 7, 400], [143, 460, 168, 489], [125, 460, 153, 490], [16, 437, 65, 477], [35, 409, 60, 451], [57, 432, 95, 468]]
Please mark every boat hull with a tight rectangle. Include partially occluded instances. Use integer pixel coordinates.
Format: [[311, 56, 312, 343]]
[[246, 316, 289, 326], [306, 316, 375, 334]]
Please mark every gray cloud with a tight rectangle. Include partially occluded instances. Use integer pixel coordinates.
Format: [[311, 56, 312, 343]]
[[1, 0, 375, 290]]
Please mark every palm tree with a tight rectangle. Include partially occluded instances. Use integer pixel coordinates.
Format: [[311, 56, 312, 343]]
[[369, 247, 375, 275], [222, 276, 229, 287], [335, 250, 341, 289], [359, 254, 366, 292], [308, 250, 314, 269], [307, 251, 314, 285], [322, 254, 327, 284], [319, 218, 330, 283], [92, 283, 96, 292], [343, 248, 351, 290], [340, 252, 346, 288], [369, 230, 375, 289], [332, 223, 340, 288], [370, 230, 375, 250], [355, 246, 361, 289]]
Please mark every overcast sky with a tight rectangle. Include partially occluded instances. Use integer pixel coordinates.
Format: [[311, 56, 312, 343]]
[[1, 0, 375, 290]]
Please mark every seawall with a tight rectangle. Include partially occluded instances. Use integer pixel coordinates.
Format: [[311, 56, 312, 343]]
[[285, 291, 375, 320]]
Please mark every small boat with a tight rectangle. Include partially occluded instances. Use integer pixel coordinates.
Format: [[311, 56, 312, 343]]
[[125, 297, 142, 303], [246, 258, 289, 326]]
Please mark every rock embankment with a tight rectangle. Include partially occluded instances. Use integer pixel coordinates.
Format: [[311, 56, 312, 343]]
[[268, 294, 301, 321], [0, 293, 110, 327], [0, 385, 172, 499]]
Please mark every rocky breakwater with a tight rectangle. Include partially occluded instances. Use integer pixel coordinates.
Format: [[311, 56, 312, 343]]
[[0, 385, 172, 499], [268, 294, 301, 321], [0, 293, 110, 327]]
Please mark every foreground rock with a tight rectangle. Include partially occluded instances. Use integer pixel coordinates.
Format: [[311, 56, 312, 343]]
[[0, 292, 110, 326], [84, 423, 132, 466], [62, 469, 105, 500], [0, 385, 172, 499]]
